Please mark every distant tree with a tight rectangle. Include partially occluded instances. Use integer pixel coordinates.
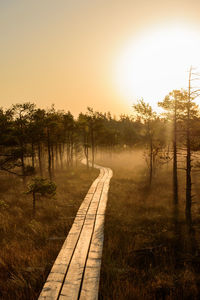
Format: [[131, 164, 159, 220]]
[[96, 113, 119, 151], [119, 114, 141, 147], [78, 113, 90, 168], [0, 108, 24, 177], [27, 177, 56, 217], [30, 109, 46, 176], [158, 89, 187, 205], [78, 108, 106, 168], [86, 108, 106, 167], [62, 111, 75, 167], [44, 106, 62, 179], [133, 99, 160, 185], [11, 103, 36, 184]]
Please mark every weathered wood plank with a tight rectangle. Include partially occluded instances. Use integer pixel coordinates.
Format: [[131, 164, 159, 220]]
[[38, 163, 112, 300], [59, 168, 109, 299], [38, 167, 105, 299], [79, 168, 113, 300]]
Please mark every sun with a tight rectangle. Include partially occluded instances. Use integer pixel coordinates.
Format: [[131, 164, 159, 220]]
[[115, 23, 200, 111]]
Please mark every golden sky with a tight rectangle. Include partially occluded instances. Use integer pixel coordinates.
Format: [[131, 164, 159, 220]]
[[1, 0, 200, 115]]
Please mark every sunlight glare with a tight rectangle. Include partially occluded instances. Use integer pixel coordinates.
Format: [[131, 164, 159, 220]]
[[116, 23, 200, 110]]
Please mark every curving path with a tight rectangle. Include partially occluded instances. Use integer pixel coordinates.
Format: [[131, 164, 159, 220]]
[[38, 162, 113, 300]]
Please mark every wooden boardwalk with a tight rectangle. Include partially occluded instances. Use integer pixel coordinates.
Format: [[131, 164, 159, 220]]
[[38, 163, 113, 300]]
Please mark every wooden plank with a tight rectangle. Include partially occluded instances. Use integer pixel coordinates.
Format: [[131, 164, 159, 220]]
[[79, 168, 113, 300], [38, 167, 105, 299], [59, 169, 108, 299], [38, 163, 112, 300]]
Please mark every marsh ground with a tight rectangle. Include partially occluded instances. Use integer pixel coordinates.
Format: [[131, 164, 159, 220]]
[[98, 151, 200, 300], [0, 165, 98, 300], [1, 150, 200, 300]]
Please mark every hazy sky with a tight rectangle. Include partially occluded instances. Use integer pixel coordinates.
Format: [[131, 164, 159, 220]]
[[1, 0, 200, 115]]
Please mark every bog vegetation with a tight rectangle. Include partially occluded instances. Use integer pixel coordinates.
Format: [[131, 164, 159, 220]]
[[1, 69, 200, 298]]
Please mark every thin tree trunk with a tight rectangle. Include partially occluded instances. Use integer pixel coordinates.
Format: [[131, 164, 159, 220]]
[[173, 101, 178, 204], [84, 133, 89, 169], [84, 145, 89, 169], [91, 128, 95, 168], [186, 68, 192, 225], [167, 144, 170, 170], [149, 137, 153, 185], [47, 129, 52, 180], [51, 145, 55, 178], [55, 143, 59, 169], [70, 134, 74, 167], [59, 143, 63, 169], [38, 142, 43, 177], [31, 141, 35, 168], [67, 144, 70, 167], [20, 142, 26, 186], [75, 146, 78, 167], [66, 133, 71, 167]]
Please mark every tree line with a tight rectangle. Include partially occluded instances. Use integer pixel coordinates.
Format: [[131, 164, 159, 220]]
[[0, 103, 141, 181], [1, 68, 200, 222]]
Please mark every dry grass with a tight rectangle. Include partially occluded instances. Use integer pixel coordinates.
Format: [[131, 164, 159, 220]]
[[0, 164, 98, 300], [98, 151, 200, 300]]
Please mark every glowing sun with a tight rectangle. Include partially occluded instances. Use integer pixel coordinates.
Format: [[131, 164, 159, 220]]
[[116, 23, 200, 110]]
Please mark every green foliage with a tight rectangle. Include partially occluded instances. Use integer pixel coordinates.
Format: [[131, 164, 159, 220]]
[[158, 89, 187, 111], [133, 98, 157, 123], [27, 177, 56, 197], [158, 89, 199, 122]]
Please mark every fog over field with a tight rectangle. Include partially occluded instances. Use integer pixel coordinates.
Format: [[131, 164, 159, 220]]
[[2, 1, 200, 299]]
